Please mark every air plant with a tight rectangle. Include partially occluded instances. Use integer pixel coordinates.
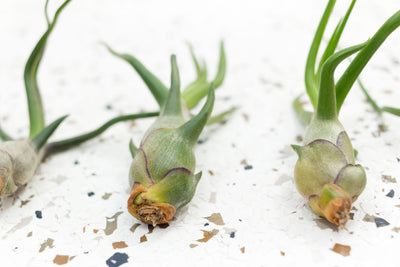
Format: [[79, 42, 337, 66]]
[[105, 43, 229, 226], [0, 0, 158, 197], [292, 0, 400, 228]]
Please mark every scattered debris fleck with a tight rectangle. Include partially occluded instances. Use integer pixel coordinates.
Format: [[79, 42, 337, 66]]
[[102, 193, 112, 200], [35, 210, 42, 219], [197, 229, 219, 243], [230, 232, 235, 238], [375, 218, 390, 227], [189, 244, 198, 248], [20, 200, 30, 208], [205, 213, 225, 225], [272, 168, 278, 172], [349, 213, 354, 220], [240, 247, 245, 254], [280, 251, 285, 256], [53, 255, 69, 265], [93, 229, 99, 234], [240, 159, 248, 165], [392, 227, 400, 233], [382, 175, 397, 183], [6, 216, 33, 234], [204, 223, 209, 227], [74, 160, 80, 165], [197, 139, 205, 144], [129, 223, 140, 233], [140, 235, 147, 243], [314, 218, 338, 231], [208, 170, 214, 176], [386, 189, 395, 198], [104, 211, 124, 236], [378, 123, 388, 133], [209, 192, 217, 203], [39, 238, 54, 252], [244, 165, 253, 170], [331, 243, 351, 257], [363, 214, 377, 222], [105, 104, 113, 110], [106, 252, 129, 267], [296, 135, 303, 142], [242, 113, 249, 121], [88, 192, 95, 197], [27, 232, 32, 237], [112, 241, 128, 249]]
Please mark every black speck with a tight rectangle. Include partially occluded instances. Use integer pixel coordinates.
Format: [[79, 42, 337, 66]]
[[232, 183, 236, 186], [84, 251, 89, 254], [239, 219, 242, 222], [204, 223, 209, 227], [14, 247, 18, 249], [375, 218, 390, 228], [35, 210, 42, 219], [386, 189, 395, 198], [88, 192, 95, 197], [106, 252, 129, 267], [74, 160, 80, 165], [397, 157, 400, 163], [197, 139, 205, 145], [91, 173, 97, 176], [244, 165, 253, 170], [105, 104, 113, 110], [230, 232, 235, 238]]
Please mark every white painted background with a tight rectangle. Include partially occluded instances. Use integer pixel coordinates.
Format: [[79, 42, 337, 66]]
[[1, 0, 400, 266]]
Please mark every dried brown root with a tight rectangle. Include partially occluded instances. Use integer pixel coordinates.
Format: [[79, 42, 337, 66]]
[[127, 184, 175, 226], [324, 197, 351, 229]]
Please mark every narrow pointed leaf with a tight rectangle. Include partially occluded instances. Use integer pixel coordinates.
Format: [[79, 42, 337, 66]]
[[31, 115, 68, 150], [358, 79, 382, 114], [0, 126, 13, 141], [305, 0, 336, 108], [25, 0, 72, 138], [178, 86, 215, 146], [44, 111, 158, 155], [336, 10, 400, 111], [316, 0, 356, 83], [187, 43, 202, 78], [382, 106, 400, 116], [293, 95, 312, 126], [317, 42, 367, 120], [207, 107, 237, 125], [129, 139, 138, 158], [160, 55, 182, 117], [104, 43, 169, 107]]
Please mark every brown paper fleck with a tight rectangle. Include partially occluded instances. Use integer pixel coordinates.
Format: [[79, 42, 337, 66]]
[[331, 243, 351, 257], [382, 175, 397, 183], [130, 223, 141, 233], [27, 232, 32, 237], [205, 213, 225, 225], [189, 244, 198, 248], [53, 255, 69, 265], [102, 193, 112, 200], [39, 238, 54, 252], [396, 205, 400, 208], [363, 214, 377, 222], [20, 200, 30, 208], [93, 229, 99, 234], [392, 227, 400, 233], [280, 251, 285, 256], [83, 226, 86, 233], [140, 235, 147, 243], [240, 247, 245, 254], [104, 211, 123, 235], [208, 170, 214, 176], [197, 229, 219, 243], [240, 159, 248, 165], [112, 241, 128, 249]]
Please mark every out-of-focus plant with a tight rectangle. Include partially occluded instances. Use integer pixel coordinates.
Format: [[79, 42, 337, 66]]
[[106, 43, 231, 226], [0, 0, 158, 197], [292, 0, 400, 228]]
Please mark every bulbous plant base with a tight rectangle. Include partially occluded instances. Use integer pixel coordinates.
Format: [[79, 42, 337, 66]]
[[127, 184, 175, 226]]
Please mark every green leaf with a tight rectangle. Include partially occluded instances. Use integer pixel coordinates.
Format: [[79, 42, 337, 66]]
[[305, 0, 336, 108], [31, 115, 68, 150], [316, 0, 356, 85], [25, 0, 72, 138], [129, 139, 138, 158], [44, 111, 158, 155], [104, 43, 169, 107], [336, 10, 400, 111], [182, 41, 226, 110], [317, 42, 367, 120], [178, 86, 215, 146], [358, 79, 382, 114], [382, 106, 400, 116], [160, 55, 183, 117], [206, 107, 237, 125], [293, 95, 313, 126]]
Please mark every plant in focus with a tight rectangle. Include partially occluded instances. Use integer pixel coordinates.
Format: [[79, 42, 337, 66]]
[[106, 43, 230, 226], [0, 0, 158, 197], [292, 0, 400, 228]]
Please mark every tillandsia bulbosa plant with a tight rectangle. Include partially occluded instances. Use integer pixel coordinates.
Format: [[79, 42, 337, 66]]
[[292, 0, 400, 228], [0, 0, 158, 197], [105, 43, 228, 226]]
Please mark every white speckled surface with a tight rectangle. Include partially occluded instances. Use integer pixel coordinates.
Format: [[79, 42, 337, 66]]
[[1, 0, 400, 266]]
